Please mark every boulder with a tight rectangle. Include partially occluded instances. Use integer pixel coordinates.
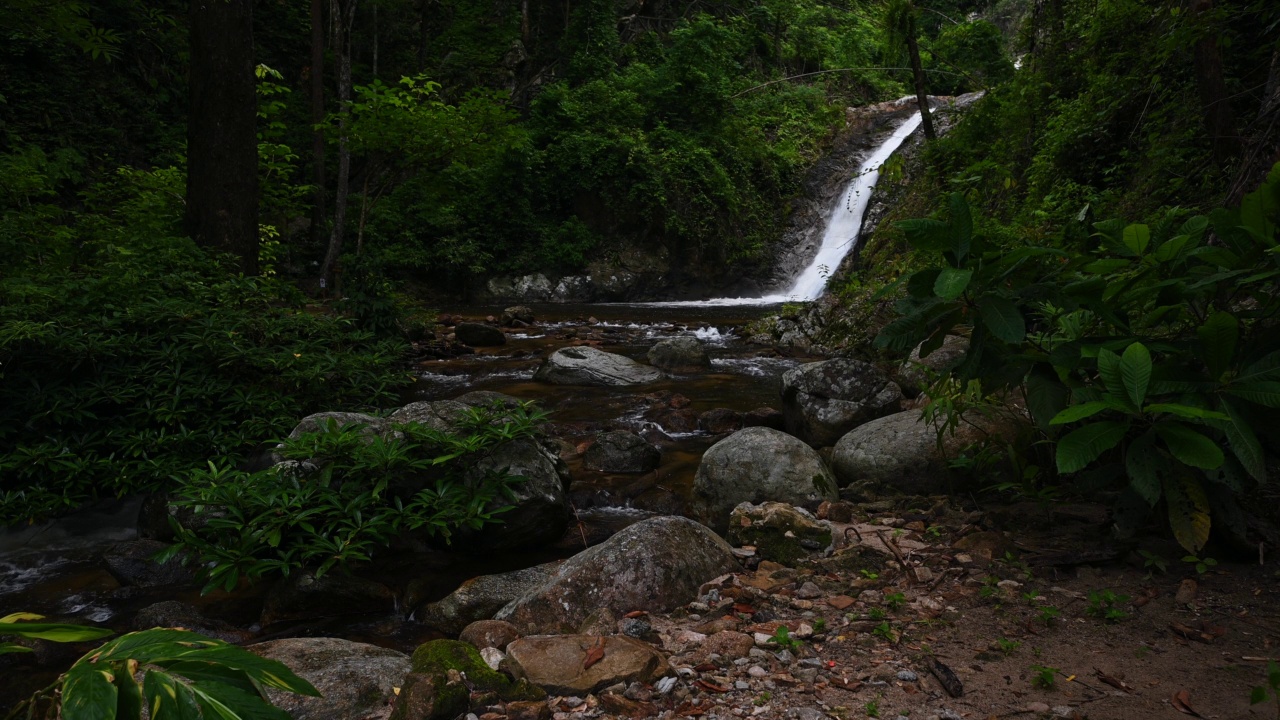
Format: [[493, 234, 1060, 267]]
[[692, 427, 838, 533], [534, 347, 662, 386], [698, 408, 743, 435], [897, 335, 969, 396], [505, 635, 670, 695], [647, 337, 711, 372], [780, 359, 903, 447], [389, 673, 469, 720], [103, 539, 193, 588], [452, 390, 524, 410], [131, 601, 251, 643], [387, 400, 469, 433], [417, 561, 562, 634], [459, 619, 521, 650], [726, 502, 833, 564], [260, 570, 396, 627], [409, 640, 545, 702], [288, 411, 387, 439], [502, 306, 536, 326], [462, 438, 572, 550], [455, 322, 507, 347], [743, 407, 785, 430], [583, 430, 661, 473], [830, 409, 1016, 496], [249, 637, 410, 720], [496, 516, 738, 634]]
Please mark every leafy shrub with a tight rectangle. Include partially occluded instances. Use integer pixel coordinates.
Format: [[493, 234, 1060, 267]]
[[876, 164, 1280, 553], [165, 402, 548, 592]]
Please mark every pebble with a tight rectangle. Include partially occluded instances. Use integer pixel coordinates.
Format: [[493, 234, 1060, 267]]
[[1026, 703, 1050, 713], [656, 676, 678, 694], [622, 618, 652, 638], [734, 680, 750, 690], [788, 709, 829, 720], [797, 658, 824, 668], [748, 666, 768, 678], [753, 632, 775, 647], [774, 649, 795, 664], [896, 669, 918, 681], [749, 648, 772, 659], [858, 590, 881, 603], [795, 582, 823, 599]]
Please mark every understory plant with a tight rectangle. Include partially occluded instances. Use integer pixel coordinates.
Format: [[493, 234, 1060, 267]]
[[876, 163, 1280, 554], [164, 401, 547, 592]]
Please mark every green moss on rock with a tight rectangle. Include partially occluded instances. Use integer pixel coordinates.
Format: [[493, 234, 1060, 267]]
[[410, 639, 545, 701]]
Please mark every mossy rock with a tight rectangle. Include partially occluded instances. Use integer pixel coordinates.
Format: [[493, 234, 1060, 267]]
[[388, 672, 469, 720], [726, 501, 833, 565], [410, 639, 546, 701]]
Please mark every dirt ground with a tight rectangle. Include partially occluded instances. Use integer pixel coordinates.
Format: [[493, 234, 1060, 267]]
[[548, 497, 1280, 720]]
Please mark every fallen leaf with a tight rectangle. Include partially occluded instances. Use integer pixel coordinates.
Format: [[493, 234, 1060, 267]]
[[1171, 689, 1202, 717], [929, 657, 965, 698], [1093, 669, 1134, 694], [623, 610, 648, 618], [695, 679, 730, 693], [693, 662, 718, 672], [1169, 621, 1216, 643], [733, 603, 756, 614], [583, 638, 605, 670]]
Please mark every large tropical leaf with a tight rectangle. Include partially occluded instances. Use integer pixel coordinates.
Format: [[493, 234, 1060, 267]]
[[1119, 342, 1152, 408], [62, 664, 120, 720], [1196, 312, 1238, 379], [933, 267, 972, 300], [896, 218, 950, 252], [1048, 400, 1111, 425], [1219, 400, 1266, 482], [1226, 381, 1280, 408], [976, 295, 1025, 343], [948, 192, 972, 261], [1122, 223, 1151, 256], [1164, 473, 1212, 554], [1124, 431, 1165, 506], [1155, 422, 1224, 470], [1055, 420, 1129, 474], [0, 620, 115, 643]]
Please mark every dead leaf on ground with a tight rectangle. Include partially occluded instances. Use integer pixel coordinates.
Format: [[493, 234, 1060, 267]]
[[1169, 621, 1223, 643], [929, 657, 965, 698], [1170, 689, 1202, 717], [1093, 669, 1134, 694], [583, 637, 605, 670], [733, 603, 755, 614], [695, 679, 730, 693], [623, 610, 648, 618]]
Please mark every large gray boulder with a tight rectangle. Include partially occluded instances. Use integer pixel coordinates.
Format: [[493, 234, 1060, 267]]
[[831, 409, 1015, 496], [249, 638, 410, 720], [455, 322, 506, 347], [495, 516, 738, 634], [583, 430, 660, 473], [387, 400, 470, 433], [288, 411, 387, 439], [416, 561, 563, 634], [505, 635, 670, 695], [647, 337, 711, 372], [692, 426, 838, 533], [780, 359, 903, 447], [460, 437, 572, 550], [897, 335, 970, 396], [534, 347, 662, 386]]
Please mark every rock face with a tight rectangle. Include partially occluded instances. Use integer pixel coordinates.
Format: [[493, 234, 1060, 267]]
[[496, 516, 739, 634], [459, 619, 521, 650], [260, 570, 396, 627], [249, 637, 410, 720], [462, 438, 572, 550], [288, 411, 387, 439], [417, 561, 563, 634], [780, 359, 903, 447], [726, 502, 833, 564], [534, 347, 663, 386], [505, 635, 670, 695], [897, 335, 969, 396], [502, 306, 535, 325], [647, 337, 711, 372], [692, 427, 838, 533], [454, 322, 507, 347], [131, 601, 250, 643], [103, 539, 193, 587], [583, 430, 661, 473], [387, 400, 469, 433], [830, 409, 1014, 496]]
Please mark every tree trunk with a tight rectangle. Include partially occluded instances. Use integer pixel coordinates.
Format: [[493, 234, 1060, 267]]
[[1226, 48, 1280, 205], [906, 32, 935, 140], [1189, 0, 1239, 165], [309, 0, 326, 251], [320, 0, 358, 292], [186, 0, 259, 275], [521, 0, 530, 46]]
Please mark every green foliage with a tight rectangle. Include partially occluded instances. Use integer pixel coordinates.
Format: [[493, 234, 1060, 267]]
[[769, 625, 803, 652], [166, 402, 547, 592], [872, 621, 896, 642], [864, 698, 880, 718], [877, 166, 1280, 553], [7, 624, 318, 720], [1250, 661, 1280, 718], [1181, 554, 1218, 575], [0, 612, 115, 657], [995, 637, 1021, 656], [1085, 589, 1130, 623], [1030, 664, 1059, 690], [1037, 605, 1060, 627], [884, 592, 907, 611]]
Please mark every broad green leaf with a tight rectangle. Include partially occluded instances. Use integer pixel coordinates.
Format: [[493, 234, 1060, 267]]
[[1095, 349, 1129, 403], [0, 622, 115, 643], [1237, 350, 1280, 383], [1083, 259, 1132, 274], [1164, 473, 1211, 554], [1226, 381, 1280, 408], [0, 642, 33, 655], [1055, 421, 1129, 474], [1125, 431, 1165, 506], [1142, 404, 1229, 421], [1197, 312, 1238, 379], [1122, 224, 1151, 255], [0, 612, 44, 623], [1155, 423, 1224, 470], [1119, 343, 1152, 408], [1048, 401, 1111, 425], [976, 295, 1025, 343], [949, 192, 972, 261], [1219, 400, 1265, 482], [161, 661, 260, 696], [63, 664, 119, 720], [144, 671, 204, 720], [189, 679, 293, 720], [115, 660, 144, 720], [896, 218, 951, 252], [932, 267, 972, 300], [1152, 234, 1190, 262]]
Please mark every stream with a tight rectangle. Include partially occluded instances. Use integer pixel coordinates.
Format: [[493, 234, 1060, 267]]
[[0, 111, 925, 707]]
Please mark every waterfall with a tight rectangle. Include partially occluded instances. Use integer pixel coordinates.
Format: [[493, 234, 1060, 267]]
[[643, 110, 925, 307]]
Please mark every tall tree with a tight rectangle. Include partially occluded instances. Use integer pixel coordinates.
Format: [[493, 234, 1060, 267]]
[[885, 0, 936, 140], [186, 0, 259, 275], [320, 0, 359, 292], [309, 0, 327, 251]]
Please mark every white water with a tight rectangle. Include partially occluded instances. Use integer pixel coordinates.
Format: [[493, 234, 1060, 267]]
[[640, 110, 926, 307]]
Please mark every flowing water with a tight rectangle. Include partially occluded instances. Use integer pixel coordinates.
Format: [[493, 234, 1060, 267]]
[[0, 112, 926, 704]]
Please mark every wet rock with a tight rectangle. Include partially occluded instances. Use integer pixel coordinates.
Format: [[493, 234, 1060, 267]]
[[131, 601, 251, 643], [460, 437, 573, 550], [505, 635, 670, 695], [743, 407, 785, 430], [698, 408, 743, 435], [417, 561, 563, 634], [459, 619, 521, 650], [502, 306, 536, 326], [409, 639, 545, 702], [952, 531, 1015, 561], [387, 400, 470, 433], [388, 672, 468, 720], [696, 631, 756, 662], [583, 430, 661, 473], [647, 337, 712, 372], [288, 411, 387, 439], [103, 539, 193, 587], [577, 607, 619, 636], [692, 427, 839, 534], [645, 407, 701, 434], [249, 637, 410, 720], [534, 346, 663, 386], [452, 390, 525, 410], [260, 570, 396, 627], [496, 516, 738, 634], [455, 322, 507, 347], [897, 335, 969, 396], [781, 359, 903, 448], [726, 502, 833, 564], [831, 410, 1016, 495]]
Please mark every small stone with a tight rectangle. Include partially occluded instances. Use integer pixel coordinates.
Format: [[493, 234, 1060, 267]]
[[621, 617, 653, 639], [954, 553, 973, 564], [774, 649, 794, 664], [795, 581, 823, 599], [753, 633, 774, 647], [858, 590, 881, 603], [996, 580, 1022, 590], [911, 567, 934, 583], [1175, 578, 1198, 605], [748, 666, 768, 678], [793, 623, 814, 638], [788, 707, 828, 720], [734, 680, 750, 690], [1026, 702, 1050, 713], [656, 676, 678, 694], [896, 669, 918, 682], [480, 647, 505, 670], [1051, 706, 1082, 719], [826, 595, 855, 610]]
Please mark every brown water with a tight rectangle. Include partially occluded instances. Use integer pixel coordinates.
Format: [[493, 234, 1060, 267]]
[[0, 301, 802, 707]]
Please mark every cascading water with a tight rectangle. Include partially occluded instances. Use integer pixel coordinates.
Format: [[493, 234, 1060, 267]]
[[645, 110, 926, 307]]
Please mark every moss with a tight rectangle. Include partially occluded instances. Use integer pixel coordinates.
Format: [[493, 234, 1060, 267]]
[[729, 523, 833, 566], [410, 640, 546, 701]]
